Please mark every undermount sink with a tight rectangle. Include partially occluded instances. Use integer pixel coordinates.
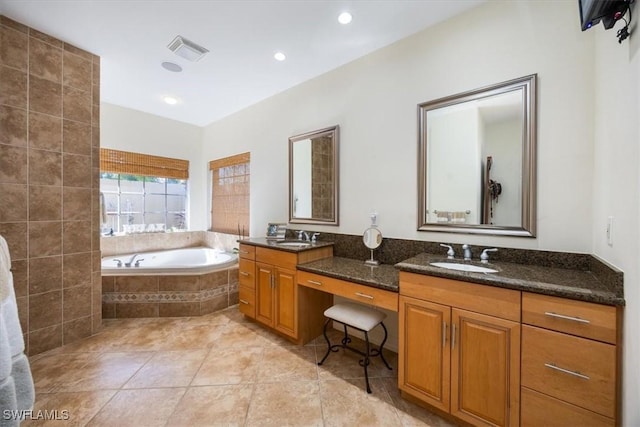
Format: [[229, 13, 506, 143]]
[[276, 241, 312, 248], [430, 262, 498, 274]]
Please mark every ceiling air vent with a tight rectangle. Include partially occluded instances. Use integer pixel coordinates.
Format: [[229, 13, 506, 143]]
[[167, 35, 209, 62]]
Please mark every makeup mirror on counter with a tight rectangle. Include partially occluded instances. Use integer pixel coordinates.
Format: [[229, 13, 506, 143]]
[[363, 227, 382, 266], [418, 74, 537, 237], [289, 125, 339, 225]]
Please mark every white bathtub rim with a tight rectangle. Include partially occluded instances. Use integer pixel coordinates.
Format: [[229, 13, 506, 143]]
[[101, 247, 238, 276]]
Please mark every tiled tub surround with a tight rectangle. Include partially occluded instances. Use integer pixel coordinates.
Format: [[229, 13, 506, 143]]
[[0, 16, 101, 355], [100, 230, 242, 256], [102, 266, 239, 318]]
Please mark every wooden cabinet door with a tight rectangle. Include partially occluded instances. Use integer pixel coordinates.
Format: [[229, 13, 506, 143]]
[[451, 309, 520, 427], [255, 263, 274, 327], [398, 295, 451, 413], [274, 267, 297, 338]]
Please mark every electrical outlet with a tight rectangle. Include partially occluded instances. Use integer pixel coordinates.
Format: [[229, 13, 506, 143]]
[[606, 216, 614, 246]]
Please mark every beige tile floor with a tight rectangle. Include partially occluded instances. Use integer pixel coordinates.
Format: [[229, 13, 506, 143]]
[[25, 306, 454, 427]]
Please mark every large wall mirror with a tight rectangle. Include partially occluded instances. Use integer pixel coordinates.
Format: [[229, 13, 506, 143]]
[[418, 75, 536, 237], [289, 125, 339, 225]]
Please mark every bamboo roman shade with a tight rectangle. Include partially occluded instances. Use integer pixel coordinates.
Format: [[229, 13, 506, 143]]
[[209, 152, 250, 235], [100, 148, 189, 179]]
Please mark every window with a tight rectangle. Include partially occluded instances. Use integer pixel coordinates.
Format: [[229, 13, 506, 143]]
[[100, 149, 189, 233], [209, 152, 250, 235]]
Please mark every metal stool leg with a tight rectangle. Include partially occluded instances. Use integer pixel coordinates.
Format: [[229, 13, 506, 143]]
[[359, 331, 372, 393], [370, 322, 392, 370], [318, 318, 333, 365]]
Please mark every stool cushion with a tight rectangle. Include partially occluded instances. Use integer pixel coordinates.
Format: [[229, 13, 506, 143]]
[[324, 303, 386, 332]]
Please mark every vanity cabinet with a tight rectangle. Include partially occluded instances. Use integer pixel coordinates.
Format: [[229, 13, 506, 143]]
[[520, 292, 620, 427], [238, 243, 332, 343], [238, 244, 256, 318], [399, 272, 520, 427]]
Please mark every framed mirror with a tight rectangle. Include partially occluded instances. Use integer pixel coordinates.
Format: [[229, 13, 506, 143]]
[[289, 125, 339, 225], [418, 75, 536, 237]]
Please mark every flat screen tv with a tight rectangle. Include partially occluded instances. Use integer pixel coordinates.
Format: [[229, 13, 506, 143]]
[[579, 0, 629, 30]]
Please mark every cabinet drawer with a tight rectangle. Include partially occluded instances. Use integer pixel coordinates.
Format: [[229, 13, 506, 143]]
[[238, 244, 255, 260], [256, 247, 297, 270], [238, 259, 255, 289], [298, 271, 398, 312], [521, 325, 616, 418], [238, 287, 256, 318], [399, 272, 520, 322], [521, 387, 614, 427], [522, 292, 616, 344]]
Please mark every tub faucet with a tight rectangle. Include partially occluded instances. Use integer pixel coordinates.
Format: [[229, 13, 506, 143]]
[[113, 259, 123, 267], [125, 253, 140, 267], [462, 244, 472, 261]]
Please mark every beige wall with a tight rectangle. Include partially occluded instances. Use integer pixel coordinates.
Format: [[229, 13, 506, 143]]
[[0, 16, 102, 355]]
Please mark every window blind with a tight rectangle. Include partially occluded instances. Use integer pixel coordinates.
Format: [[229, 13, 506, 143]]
[[100, 148, 189, 179], [209, 152, 250, 235]]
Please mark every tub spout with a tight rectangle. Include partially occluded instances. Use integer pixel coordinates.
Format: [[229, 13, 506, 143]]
[[124, 253, 140, 267]]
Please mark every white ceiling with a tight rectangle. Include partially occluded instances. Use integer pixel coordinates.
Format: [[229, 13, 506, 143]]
[[0, 0, 484, 127]]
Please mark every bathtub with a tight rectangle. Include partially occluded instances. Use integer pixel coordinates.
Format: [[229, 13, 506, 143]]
[[101, 247, 238, 276]]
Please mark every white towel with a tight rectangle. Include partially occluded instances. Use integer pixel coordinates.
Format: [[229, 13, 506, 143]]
[[0, 376, 18, 427], [0, 310, 12, 380], [9, 354, 34, 412], [1, 284, 24, 358], [0, 236, 11, 304]]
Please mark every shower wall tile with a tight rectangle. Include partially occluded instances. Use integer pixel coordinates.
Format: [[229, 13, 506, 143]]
[[0, 15, 100, 355], [28, 149, 62, 185], [29, 324, 62, 355], [63, 252, 92, 288], [29, 290, 62, 331], [62, 220, 91, 254], [29, 221, 62, 258], [11, 259, 27, 297], [63, 187, 91, 221], [0, 144, 28, 184], [63, 86, 91, 123], [29, 37, 62, 83], [29, 75, 62, 116], [0, 105, 27, 146], [63, 285, 92, 321], [29, 112, 62, 151], [63, 153, 91, 187], [0, 25, 28, 70], [63, 119, 91, 155], [0, 183, 27, 222], [63, 51, 91, 91], [29, 185, 62, 221], [28, 255, 62, 295], [0, 65, 27, 107], [0, 222, 27, 259]]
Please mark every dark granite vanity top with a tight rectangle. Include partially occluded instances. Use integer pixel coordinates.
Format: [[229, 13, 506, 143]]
[[297, 257, 399, 292], [396, 253, 624, 306], [238, 238, 334, 253]]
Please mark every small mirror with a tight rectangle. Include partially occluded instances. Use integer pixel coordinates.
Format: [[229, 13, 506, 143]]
[[289, 125, 339, 225], [363, 227, 382, 265], [418, 75, 536, 237]]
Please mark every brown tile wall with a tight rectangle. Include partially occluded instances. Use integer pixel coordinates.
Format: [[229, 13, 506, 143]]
[[102, 267, 238, 319], [0, 16, 101, 355]]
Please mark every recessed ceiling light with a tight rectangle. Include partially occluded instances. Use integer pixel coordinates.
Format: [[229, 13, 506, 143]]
[[338, 12, 353, 25], [163, 96, 178, 105], [274, 52, 286, 61], [161, 62, 182, 72]]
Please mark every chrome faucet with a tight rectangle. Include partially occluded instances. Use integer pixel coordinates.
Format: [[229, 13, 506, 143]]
[[440, 244, 455, 259], [311, 233, 320, 244], [124, 253, 140, 267], [462, 244, 472, 261], [480, 248, 498, 264], [297, 230, 310, 241]]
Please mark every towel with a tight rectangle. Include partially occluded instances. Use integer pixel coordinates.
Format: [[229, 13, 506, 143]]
[[0, 236, 10, 304], [1, 285, 24, 358], [9, 354, 34, 412], [0, 312, 12, 380], [0, 376, 18, 427]]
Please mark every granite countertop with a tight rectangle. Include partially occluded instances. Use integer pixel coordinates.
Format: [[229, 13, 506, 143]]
[[396, 253, 624, 306], [238, 238, 334, 253], [297, 257, 399, 292]]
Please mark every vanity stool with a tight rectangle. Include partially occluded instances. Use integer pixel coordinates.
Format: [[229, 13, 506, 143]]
[[317, 302, 392, 393]]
